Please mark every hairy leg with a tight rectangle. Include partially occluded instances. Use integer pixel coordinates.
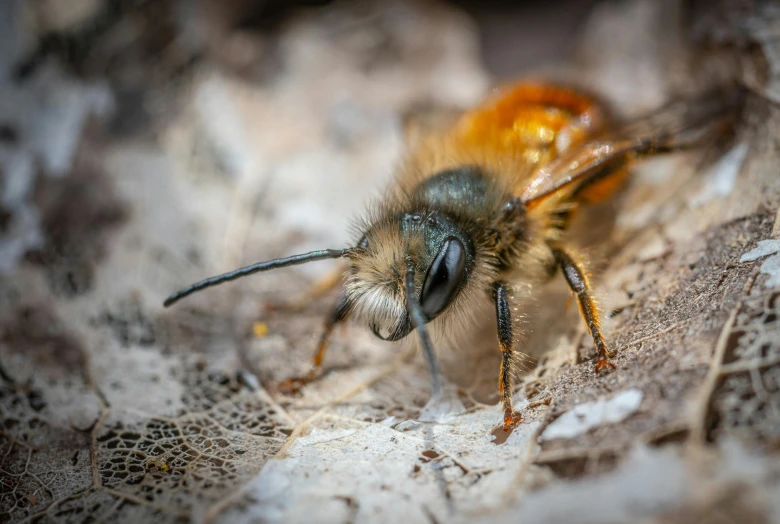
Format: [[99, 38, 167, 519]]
[[553, 248, 615, 373], [278, 291, 349, 393], [494, 281, 523, 430]]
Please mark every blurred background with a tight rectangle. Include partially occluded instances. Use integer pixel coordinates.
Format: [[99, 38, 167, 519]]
[[1, 0, 779, 522]]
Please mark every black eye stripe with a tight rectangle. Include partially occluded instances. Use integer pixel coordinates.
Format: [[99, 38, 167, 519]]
[[420, 237, 466, 321]]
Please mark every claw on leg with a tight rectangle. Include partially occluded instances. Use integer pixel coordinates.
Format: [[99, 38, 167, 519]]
[[278, 293, 348, 395], [594, 357, 616, 374], [494, 282, 524, 432], [277, 338, 327, 395], [277, 369, 319, 395], [554, 249, 618, 376], [503, 409, 523, 432]]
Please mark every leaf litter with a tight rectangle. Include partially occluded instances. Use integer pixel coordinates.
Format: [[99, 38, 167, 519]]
[[2, 0, 780, 523]]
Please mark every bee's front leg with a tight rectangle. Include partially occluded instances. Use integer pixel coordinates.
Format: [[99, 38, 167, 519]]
[[553, 248, 616, 373], [278, 291, 349, 394], [494, 281, 523, 431]]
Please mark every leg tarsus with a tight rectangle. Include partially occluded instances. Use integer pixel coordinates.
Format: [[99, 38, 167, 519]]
[[554, 248, 617, 372], [594, 356, 616, 374], [277, 292, 348, 395], [495, 282, 523, 430], [503, 409, 523, 432], [277, 336, 328, 394], [277, 370, 318, 395]]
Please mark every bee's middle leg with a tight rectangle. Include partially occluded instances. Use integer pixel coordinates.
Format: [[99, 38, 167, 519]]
[[494, 281, 523, 431], [278, 291, 349, 394], [553, 248, 616, 373]]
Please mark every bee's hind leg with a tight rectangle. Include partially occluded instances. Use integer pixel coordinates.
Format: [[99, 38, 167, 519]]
[[553, 248, 616, 373], [278, 292, 349, 394], [494, 281, 523, 431]]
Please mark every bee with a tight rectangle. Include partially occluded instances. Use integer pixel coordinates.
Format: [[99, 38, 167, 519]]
[[164, 82, 738, 431]]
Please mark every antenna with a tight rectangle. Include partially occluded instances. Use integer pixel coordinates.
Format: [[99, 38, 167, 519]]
[[163, 248, 351, 307]]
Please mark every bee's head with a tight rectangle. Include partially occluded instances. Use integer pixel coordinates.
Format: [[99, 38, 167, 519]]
[[162, 201, 479, 354], [346, 211, 476, 341]]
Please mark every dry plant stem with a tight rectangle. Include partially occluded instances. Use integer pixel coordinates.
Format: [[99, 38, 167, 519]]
[[527, 397, 553, 409], [689, 307, 739, 444], [618, 317, 691, 350], [689, 268, 761, 444]]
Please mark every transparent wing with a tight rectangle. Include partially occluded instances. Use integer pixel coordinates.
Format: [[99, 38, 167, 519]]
[[521, 88, 744, 207]]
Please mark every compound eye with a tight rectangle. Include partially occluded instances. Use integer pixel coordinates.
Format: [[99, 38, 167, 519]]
[[420, 237, 466, 320]]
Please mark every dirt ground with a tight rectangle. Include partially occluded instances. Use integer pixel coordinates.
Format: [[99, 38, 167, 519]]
[[1, 0, 779, 522]]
